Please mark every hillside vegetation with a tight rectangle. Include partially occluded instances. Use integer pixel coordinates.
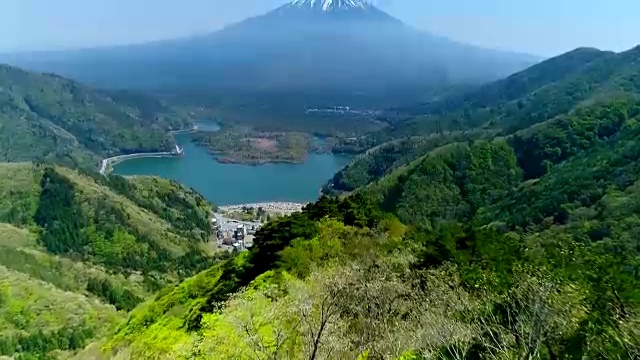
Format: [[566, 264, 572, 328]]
[[393, 46, 640, 135], [1, 46, 639, 359], [191, 128, 312, 165], [74, 47, 640, 360], [330, 131, 488, 192], [0, 163, 218, 358], [92, 126, 640, 357], [0, 263, 121, 358], [95, 102, 638, 360], [332, 46, 640, 192], [0, 64, 193, 170]]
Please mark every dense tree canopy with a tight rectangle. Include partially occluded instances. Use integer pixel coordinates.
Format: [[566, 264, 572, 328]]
[[0, 163, 220, 358], [3, 46, 640, 359]]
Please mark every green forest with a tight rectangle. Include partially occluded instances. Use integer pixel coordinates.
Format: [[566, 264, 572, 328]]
[[332, 46, 640, 193], [87, 100, 640, 360], [0, 163, 220, 358], [76, 46, 640, 360], [1, 45, 640, 359], [98, 155, 640, 359]]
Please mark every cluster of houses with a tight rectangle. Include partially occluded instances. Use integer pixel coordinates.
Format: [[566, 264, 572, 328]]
[[211, 217, 259, 251]]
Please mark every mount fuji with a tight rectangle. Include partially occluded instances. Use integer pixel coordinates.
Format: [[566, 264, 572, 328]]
[[289, 0, 375, 11], [4, 0, 539, 94]]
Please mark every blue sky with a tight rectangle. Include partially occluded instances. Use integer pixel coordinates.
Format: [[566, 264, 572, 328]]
[[2, 0, 638, 56]]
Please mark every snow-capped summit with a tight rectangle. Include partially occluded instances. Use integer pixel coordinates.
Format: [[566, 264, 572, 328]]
[[277, 0, 389, 22], [288, 0, 374, 11]]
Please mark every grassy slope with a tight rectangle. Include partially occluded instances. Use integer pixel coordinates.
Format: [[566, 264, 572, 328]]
[[0, 163, 217, 358], [0, 222, 122, 358]]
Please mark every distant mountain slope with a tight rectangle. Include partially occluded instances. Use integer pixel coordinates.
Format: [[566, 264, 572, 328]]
[[0, 64, 192, 169], [330, 46, 640, 193], [3, 0, 538, 93], [390, 45, 639, 135]]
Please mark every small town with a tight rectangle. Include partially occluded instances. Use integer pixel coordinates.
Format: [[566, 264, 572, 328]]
[[212, 202, 306, 251]]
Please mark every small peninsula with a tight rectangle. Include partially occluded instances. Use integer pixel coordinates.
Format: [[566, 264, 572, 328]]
[[191, 128, 315, 165]]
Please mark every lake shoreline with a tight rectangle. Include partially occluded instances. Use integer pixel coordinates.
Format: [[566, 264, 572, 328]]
[[111, 120, 353, 206], [219, 202, 307, 214], [100, 145, 183, 175], [99, 125, 198, 175], [214, 155, 306, 166]]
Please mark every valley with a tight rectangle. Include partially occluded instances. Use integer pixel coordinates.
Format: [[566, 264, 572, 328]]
[[0, 0, 638, 359]]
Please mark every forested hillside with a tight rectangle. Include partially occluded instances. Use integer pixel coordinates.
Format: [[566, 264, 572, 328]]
[[0, 163, 217, 358], [70, 102, 637, 358], [90, 116, 640, 357], [2, 44, 639, 359], [391, 46, 639, 135], [332, 46, 640, 192], [359, 100, 638, 225], [69, 48, 640, 359], [0, 64, 193, 170], [329, 131, 488, 192]]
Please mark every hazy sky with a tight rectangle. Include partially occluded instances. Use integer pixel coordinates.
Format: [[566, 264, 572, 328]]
[[2, 0, 638, 57]]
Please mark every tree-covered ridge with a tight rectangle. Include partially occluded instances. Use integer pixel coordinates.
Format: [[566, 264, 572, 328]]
[[335, 46, 640, 195], [482, 101, 640, 228], [33, 166, 216, 281], [0, 64, 193, 169], [0, 164, 218, 299], [101, 175, 214, 243], [329, 131, 489, 192], [0, 163, 224, 358], [421, 47, 611, 116], [360, 101, 640, 228], [384, 46, 640, 137]]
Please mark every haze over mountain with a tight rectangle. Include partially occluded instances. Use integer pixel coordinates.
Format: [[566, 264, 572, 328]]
[[4, 0, 538, 93]]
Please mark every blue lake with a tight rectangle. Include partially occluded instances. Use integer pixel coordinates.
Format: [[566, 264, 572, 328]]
[[113, 130, 351, 205]]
